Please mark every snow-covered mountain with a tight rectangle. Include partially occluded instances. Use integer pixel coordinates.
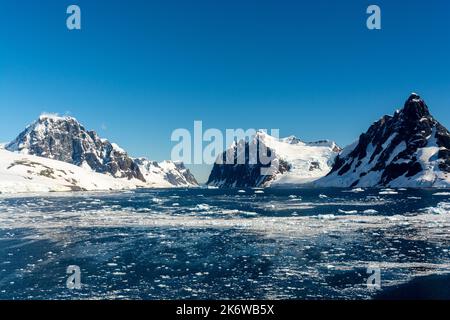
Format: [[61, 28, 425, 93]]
[[207, 131, 341, 188], [316, 93, 450, 188], [135, 158, 198, 187], [6, 114, 145, 181], [0, 148, 145, 194], [3, 115, 198, 191]]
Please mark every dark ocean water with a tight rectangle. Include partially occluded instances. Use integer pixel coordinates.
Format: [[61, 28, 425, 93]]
[[0, 187, 450, 300]]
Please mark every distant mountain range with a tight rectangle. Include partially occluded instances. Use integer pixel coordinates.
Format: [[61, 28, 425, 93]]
[[0, 115, 197, 194], [1, 93, 449, 194], [209, 94, 450, 188]]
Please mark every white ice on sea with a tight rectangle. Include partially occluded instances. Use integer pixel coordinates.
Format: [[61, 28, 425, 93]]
[[1, 191, 450, 299], [433, 192, 450, 196], [0, 192, 448, 242]]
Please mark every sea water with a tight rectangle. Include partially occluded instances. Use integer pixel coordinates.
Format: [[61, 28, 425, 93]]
[[0, 188, 449, 299]]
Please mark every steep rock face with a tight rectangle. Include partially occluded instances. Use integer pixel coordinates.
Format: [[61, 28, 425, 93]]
[[207, 131, 340, 188], [316, 94, 450, 188], [6, 115, 198, 187], [6, 115, 145, 181]]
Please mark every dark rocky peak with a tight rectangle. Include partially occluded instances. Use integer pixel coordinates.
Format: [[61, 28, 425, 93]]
[[6, 114, 145, 181], [282, 136, 303, 145], [399, 93, 432, 122], [318, 93, 450, 188]]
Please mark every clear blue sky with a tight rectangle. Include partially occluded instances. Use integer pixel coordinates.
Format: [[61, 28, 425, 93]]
[[1, 0, 450, 182]]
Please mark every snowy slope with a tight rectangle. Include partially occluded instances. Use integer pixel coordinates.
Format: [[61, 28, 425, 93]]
[[207, 131, 340, 188], [4, 114, 198, 190], [316, 94, 450, 188], [0, 148, 144, 194], [135, 158, 198, 188]]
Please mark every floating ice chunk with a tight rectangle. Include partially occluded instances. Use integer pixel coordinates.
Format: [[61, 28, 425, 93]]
[[379, 189, 399, 195], [318, 214, 336, 220], [433, 192, 450, 196], [288, 195, 302, 201], [194, 204, 211, 211], [345, 188, 365, 193], [221, 209, 240, 215], [338, 209, 358, 214], [422, 202, 450, 215]]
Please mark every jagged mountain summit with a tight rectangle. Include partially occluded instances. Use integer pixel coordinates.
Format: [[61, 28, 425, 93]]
[[4, 114, 198, 190], [316, 93, 450, 188], [207, 131, 341, 188], [6, 114, 144, 181]]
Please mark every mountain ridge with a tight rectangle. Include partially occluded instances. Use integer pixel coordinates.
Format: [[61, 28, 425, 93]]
[[5, 115, 198, 188], [316, 93, 450, 188], [207, 131, 341, 188]]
